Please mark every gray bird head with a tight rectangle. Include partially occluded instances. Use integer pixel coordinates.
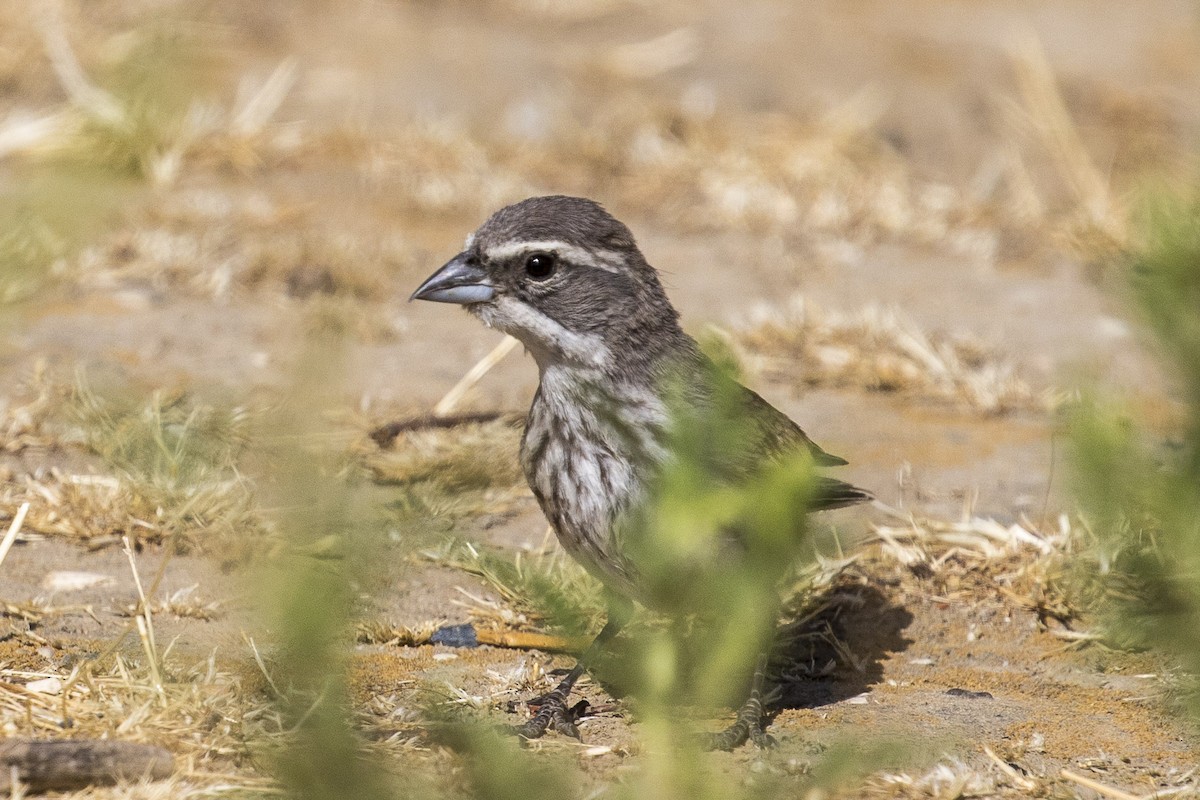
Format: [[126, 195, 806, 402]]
[[412, 196, 685, 371]]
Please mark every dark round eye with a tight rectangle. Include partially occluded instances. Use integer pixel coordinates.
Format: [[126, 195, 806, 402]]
[[524, 253, 557, 281]]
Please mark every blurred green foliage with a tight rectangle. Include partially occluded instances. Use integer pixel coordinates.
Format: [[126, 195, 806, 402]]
[[1071, 187, 1200, 714], [621, 355, 817, 710], [256, 336, 404, 800], [0, 168, 129, 305]]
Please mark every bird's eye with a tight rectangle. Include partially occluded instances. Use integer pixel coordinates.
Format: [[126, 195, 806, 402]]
[[524, 253, 557, 281]]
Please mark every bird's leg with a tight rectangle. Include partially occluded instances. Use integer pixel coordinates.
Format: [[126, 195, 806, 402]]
[[705, 653, 781, 751], [512, 596, 632, 742], [512, 660, 589, 740]]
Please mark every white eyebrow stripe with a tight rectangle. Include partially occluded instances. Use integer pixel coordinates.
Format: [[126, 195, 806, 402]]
[[483, 240, 623, 273]]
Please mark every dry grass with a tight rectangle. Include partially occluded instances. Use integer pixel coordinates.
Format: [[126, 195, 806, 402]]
[[863, 753, 1200, 800], [731, 295, 1055, 414], [0, 0, 1157, 361], [353, 94, 1022, 267], [70, 196, 417, 308], [419, 537, 605, 638], [363, 420, 524, 494], [360, 417, 530, 526], [0, 372, 264, 551], [0, 366, 68, 453], [0, 475, 1175, 799], [1006, 33, 1128, 252], [64, 382, 262, 550], [862, 502, 1110, 647], [0, 651, 273, 797]]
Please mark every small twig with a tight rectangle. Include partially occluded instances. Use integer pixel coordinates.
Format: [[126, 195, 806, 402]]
[[983, 744, 1037, 791], [121, 536, 163, 700], [433, 335, 520, 417], [472, 628, 585, 653], [1060, 769, 1140, 800], [359, 620, 584, 653], [242, 634, 282, 698], [1047, 628, 1101, 642], [232, 58, 298, 136], [604, 28, 699, 78], [0, 503, 31, 573]]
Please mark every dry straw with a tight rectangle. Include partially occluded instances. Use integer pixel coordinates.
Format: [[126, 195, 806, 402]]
[[0, 502, 30, 572], [734, 296, 1054, 414]]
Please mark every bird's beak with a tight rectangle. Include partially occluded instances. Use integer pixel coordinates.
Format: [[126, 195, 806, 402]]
[[410, 253, 496, 304]]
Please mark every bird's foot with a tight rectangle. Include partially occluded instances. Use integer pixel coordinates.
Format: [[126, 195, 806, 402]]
[[704, 685, 783, 751], [511, 689, 589, 741]]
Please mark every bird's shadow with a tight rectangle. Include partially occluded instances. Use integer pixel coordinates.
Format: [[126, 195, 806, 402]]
[[770, 581, 914, 710], [585, 579, 913, 715]]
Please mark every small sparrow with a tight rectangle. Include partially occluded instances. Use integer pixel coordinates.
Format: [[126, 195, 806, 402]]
[[412, 196, 870, 749]]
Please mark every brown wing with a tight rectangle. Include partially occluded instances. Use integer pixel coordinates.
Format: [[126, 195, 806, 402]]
[[665, 347, 872, 510], [737, 386, 873, 511], [739, 386, 848, 466]]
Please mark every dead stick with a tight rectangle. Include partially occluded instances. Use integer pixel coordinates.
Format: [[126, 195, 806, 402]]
[[0, 502, 30, 572], [0, 739, 173, 792], [369, 411, 511, 447], [434, 335, 520, 417], [359, 623, 584, 653], [473, 628, 587, 653], [982, 744, 1037, 791], [1060, 769, 1140, 800]]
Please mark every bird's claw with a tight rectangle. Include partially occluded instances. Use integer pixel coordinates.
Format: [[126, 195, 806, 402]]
[[748, 726, 778, 750], [511, 691, 589, 742], [705, 684, 782, 751], [705, 718, 776, 751]]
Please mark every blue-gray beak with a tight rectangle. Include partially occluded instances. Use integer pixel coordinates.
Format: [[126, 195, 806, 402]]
[[410, 253, 496, 305]]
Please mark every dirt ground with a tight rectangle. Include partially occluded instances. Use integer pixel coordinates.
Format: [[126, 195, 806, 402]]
[[2, 0, 1200, 797]]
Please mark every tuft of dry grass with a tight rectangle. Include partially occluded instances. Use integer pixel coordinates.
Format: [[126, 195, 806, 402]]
[[66, 195, 417, 312], [1005, 33, 1128, 251], [732, 295, 1055, 414], [0, 373, 265, 551], [63, 382, 262, 550], [364, 419, 523, 494], [869, 505, 1063, 570], [360, 417, 530, 526], [420, 537, 605, 638], [0, 651, 274, 797], [0, 366, 68, 453], [863, 503, 1107, 645]]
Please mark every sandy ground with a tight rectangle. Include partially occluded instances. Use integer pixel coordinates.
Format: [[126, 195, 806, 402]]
[[2, 0, 1200, 796]]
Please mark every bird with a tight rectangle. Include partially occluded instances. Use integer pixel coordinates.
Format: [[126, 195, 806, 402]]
[[411, 195, 871, 749]]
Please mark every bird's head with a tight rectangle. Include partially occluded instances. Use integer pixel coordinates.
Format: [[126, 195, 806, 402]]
[[411, 196, 683, 371]]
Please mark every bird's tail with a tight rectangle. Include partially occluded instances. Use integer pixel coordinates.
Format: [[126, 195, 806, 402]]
[[812, 476, 874, 511]]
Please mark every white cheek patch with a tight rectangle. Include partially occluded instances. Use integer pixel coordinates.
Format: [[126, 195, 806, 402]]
[[480, 296, 610, 367], [482, 240, 623, 274]]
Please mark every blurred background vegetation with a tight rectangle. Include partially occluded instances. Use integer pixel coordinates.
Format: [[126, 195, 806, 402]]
[[0, 1, 1199, 798]]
